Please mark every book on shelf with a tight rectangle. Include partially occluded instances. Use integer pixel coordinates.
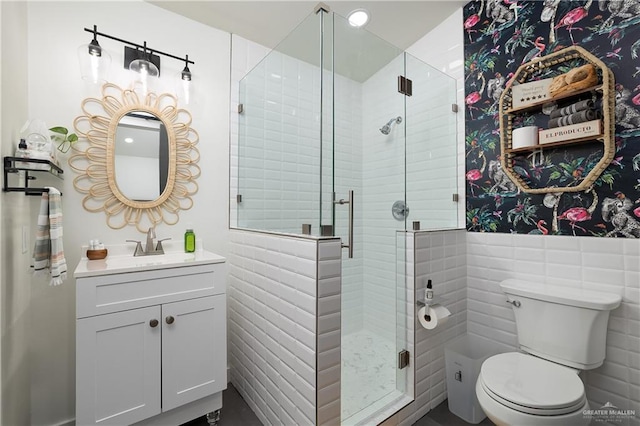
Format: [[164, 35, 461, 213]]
[[538, 119, 602, 145]]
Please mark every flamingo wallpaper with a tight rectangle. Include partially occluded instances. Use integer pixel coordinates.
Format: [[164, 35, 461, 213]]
[[463, 0, 640, 237]]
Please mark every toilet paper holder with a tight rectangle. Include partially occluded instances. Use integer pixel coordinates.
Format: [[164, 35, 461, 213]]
[[417, 296, 448, 307]]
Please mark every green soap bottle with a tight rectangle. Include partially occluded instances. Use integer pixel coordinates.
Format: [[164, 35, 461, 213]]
[[184, 228, 196, 253]]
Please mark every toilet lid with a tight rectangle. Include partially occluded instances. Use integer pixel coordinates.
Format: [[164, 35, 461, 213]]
[[481, 353, 586, 414]]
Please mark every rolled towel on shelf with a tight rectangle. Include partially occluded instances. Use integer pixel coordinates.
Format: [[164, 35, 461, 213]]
[[594, 97, 604, 112], [548, 109, 597, 128], [549, 99, 594, 119]]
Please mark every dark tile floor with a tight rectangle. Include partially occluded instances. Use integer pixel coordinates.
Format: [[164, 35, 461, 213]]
[[413, 400, 494, 426], [184, 384, 494, 426], [182, 383, 262, 426]]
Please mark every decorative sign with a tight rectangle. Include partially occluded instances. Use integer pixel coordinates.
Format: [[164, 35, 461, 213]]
[[511, 78, 553, 108], [539, 119, 602, 144]]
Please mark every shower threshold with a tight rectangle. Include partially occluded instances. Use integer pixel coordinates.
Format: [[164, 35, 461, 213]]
[[343, 390, 411, 426]]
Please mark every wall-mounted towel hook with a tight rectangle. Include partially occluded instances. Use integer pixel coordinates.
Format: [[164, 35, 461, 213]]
[[25, 187, 63, 196]]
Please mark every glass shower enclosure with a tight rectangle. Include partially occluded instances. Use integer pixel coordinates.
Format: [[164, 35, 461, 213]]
[[232, 7, 457, 425]]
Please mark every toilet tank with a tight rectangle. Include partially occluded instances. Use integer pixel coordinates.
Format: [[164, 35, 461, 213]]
[[500, 279, 621, 370]]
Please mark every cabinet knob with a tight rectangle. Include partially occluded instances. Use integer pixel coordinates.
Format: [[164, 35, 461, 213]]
[[149, 319, 159, 328], [165, 316, 175, 325]]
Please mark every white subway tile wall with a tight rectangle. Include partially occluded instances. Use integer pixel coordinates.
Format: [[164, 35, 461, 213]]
[[228, 230, 343, 425], [228, 230, 318, 424], [467, 233, 640, 425], [317, 239, 343, 426]]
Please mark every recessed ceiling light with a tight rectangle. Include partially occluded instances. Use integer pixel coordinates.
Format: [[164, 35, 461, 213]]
[[348, 9, 369, 28], [124, 137, 134, 143]]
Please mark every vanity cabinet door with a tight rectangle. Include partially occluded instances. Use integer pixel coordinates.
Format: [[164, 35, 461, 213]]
[[161, 295, 227, 411], [76, 306, 161, 425]]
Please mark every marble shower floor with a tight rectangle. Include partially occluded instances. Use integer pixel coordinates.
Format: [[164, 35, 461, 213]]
[[341, 329, 399, 423]]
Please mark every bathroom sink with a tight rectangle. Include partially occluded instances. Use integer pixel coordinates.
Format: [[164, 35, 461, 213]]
[[74, 246, 225, 278]]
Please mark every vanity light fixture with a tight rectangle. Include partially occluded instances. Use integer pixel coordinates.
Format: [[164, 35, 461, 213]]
[[79, 26, 195, 92], [347, 9, 369, 28], [124, 137, 134, 144], [78, 25, 112, 84]]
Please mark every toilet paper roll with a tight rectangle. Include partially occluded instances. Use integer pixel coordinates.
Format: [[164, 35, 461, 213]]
[[418, 304, 451, 330], [512, 126, 539, 149]]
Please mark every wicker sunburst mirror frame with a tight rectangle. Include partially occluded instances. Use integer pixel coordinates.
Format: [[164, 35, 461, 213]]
[[70, 83, 200, 232]]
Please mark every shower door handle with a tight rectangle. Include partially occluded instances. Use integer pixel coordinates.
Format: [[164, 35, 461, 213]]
[[334, 190, 354, 259]]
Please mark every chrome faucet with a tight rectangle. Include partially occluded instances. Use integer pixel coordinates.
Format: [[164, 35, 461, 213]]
[[126, 228, 171, 257], [145, 227, 156, 253]]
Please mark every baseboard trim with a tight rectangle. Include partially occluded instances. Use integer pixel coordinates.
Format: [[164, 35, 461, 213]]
[[52, 419, 74, 426]]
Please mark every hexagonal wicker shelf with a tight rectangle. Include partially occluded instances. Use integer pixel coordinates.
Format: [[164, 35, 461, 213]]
[[498, 45, 615, 194]]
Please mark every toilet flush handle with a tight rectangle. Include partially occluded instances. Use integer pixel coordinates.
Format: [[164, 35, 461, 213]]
[[506, 299, 521, 308]]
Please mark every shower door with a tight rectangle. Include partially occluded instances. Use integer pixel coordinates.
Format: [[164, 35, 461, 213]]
[[405, 53, 458, 228], [327, 12, 411, 425]]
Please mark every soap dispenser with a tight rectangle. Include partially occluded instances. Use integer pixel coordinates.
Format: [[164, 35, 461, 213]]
[[184, 227, 196, 253], [425, 279, 433, 300]]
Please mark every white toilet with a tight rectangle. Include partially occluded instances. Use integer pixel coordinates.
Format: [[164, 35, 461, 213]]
[[476, 279, 621, 426]]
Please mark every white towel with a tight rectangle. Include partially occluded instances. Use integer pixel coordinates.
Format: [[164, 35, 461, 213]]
[[32, 187, 67, 285]]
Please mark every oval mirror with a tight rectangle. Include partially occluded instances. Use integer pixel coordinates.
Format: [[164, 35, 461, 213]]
[[114, 111, 169, 201]]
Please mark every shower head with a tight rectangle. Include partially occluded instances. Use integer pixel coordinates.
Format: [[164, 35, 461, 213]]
[[380, 116, 402, 135]]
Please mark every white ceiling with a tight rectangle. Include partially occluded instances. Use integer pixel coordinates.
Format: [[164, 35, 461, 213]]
[[149, 1, 467, 51]]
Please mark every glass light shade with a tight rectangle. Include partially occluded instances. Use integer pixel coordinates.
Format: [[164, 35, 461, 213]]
[[176, 70, 193, 106], [129, 59, 159, 96], [129, 58, 160, 78], [77, 44, 111, 84]]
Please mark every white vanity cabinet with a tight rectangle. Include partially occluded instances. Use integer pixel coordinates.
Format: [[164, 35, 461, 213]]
[[74, 251, 226, 426]]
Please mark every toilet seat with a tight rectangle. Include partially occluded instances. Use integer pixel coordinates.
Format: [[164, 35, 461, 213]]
[[479, 353, 586, 416]]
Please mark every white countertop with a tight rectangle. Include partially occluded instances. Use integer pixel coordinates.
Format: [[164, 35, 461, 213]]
[[73, 241, 225, 278]]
